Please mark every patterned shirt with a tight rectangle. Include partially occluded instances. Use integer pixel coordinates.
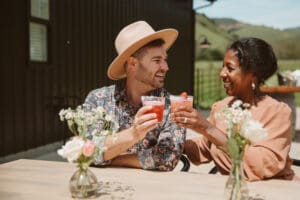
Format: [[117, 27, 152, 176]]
[[83, 82, 186, 171]]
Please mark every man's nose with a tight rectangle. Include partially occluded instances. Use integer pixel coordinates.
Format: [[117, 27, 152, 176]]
[[160, 60, 169, 71]]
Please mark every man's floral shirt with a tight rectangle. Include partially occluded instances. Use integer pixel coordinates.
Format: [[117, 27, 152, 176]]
[[83, 83, 186, 171]]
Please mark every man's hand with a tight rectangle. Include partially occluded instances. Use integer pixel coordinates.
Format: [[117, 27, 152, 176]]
[[133, 105, 158, 140]]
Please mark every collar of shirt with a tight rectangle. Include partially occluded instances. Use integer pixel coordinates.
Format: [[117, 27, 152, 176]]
[[114, 82, 167, 107]]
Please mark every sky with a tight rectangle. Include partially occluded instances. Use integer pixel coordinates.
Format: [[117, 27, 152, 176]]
[[193, 0, 300, 30]]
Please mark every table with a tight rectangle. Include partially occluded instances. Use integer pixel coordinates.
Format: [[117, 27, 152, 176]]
[[260, 86, 300, 93], [0, 159, 300, 200], [261, 86, 300, 139]]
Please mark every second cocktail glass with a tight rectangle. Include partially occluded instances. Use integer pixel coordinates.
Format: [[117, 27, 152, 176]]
[[170, 95, 193, 112]]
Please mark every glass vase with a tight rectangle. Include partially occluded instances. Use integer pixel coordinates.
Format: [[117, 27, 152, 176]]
[[224, 159, 249, 200], [69, 167, 99, 198]]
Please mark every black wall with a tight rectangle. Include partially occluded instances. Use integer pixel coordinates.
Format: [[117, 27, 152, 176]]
[[0, 0, 194, 157]]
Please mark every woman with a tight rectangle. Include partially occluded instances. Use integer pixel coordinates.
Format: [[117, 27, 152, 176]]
[[171, 38, 297, 181]]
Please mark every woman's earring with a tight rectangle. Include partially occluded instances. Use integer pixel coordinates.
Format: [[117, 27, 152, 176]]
[[251, 82, 256, 90]]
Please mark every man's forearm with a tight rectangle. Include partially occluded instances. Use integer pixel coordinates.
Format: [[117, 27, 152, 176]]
[[110, 153, 142, 168], [103, 127, 139, 161]]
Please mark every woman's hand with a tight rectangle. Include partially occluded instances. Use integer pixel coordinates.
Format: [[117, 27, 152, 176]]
[[132, 105, 158, 140], [170, 105, 212, 134], [171, 105, 228, 151]]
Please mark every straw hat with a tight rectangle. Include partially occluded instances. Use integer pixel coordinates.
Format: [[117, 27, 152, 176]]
[[107, 21, 178, 80]]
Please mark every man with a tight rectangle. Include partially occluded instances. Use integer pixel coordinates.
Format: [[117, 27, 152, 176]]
[[84, 21, 185, 171]]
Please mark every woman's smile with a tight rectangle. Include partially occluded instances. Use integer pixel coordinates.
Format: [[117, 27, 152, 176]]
[[223, 81, 232, 90]]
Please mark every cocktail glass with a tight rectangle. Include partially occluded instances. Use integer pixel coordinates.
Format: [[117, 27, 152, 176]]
[[141, 96, 165, 122], [170, 95, 193, 112]]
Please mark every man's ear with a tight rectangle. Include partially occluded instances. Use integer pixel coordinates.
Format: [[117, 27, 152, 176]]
[[127, 56, 137, 67], [125, 57, 137, 75]]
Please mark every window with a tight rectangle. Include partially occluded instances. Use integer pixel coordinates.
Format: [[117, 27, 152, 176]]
[[30, 22, 47, 61], [29, 0, 50, 62]]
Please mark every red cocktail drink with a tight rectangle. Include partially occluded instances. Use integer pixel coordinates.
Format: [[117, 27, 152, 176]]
[[141, 96, 165, 123], [143, 101, 164, 122], [170, 95, 193, 112]]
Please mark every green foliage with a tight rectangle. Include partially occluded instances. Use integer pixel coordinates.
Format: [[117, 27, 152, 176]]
[[196, 48, 223, 60], [228, 134, 248, 161], [228, 137, 240, 160], [235, 26, 300, 59], [194, 61, 226, 108], [229, 132, 248, 161], [278, 60, 300, 71]]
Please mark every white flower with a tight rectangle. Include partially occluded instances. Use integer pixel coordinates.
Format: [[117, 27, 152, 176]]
[[57, 104, 119, 164], [59, 109, 65, 121], [95, 107, 104, 115], [241, 119, 268, 143], [84, 117, 94, 126], [216, 99, 268, 145], [91, 129, 99, 136], [100, 130, 110, 136], [232, 99, 243, 108], [65, 112, 74, 120], [105, 114, 113, 121], [57, 138, 84, 162]]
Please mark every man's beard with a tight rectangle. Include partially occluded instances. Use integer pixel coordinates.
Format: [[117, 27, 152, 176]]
[[136, 63, 165, 89]]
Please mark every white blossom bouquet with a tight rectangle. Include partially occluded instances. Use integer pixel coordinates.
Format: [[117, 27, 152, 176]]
[[57, 105, 119, 169], [217, 99, 268, 160], [217, 99, 268, 200]]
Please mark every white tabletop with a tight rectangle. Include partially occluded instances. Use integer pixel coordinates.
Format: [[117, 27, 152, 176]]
[[0, 159, 299, 200]]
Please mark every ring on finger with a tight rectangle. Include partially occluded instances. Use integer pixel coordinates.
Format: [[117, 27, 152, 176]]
[[183, 117, 188, 124]]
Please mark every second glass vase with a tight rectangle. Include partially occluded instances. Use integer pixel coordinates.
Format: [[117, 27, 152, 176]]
[[224, 159, 249, 200]]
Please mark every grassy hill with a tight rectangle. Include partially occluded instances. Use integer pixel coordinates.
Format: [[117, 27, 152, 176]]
[[195, 13, 300, 60], [195, 14, 236, 60]]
